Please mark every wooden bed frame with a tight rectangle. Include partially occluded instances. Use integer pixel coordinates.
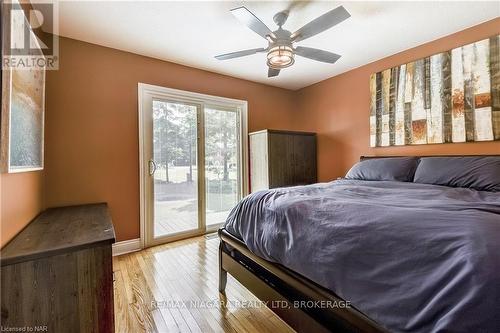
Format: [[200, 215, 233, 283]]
[[218, 155, 499, 332], [218, 229, 387, 333]]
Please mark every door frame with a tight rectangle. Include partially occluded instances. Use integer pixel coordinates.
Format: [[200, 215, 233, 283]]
[[138, 83, 248, 249]]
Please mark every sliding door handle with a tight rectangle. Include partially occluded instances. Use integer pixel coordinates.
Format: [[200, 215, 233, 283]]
[[148, 159, 157, 176]]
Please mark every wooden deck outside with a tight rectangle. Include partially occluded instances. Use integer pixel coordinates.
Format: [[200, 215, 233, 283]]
[[154, 200, 229, 236], [113, 235, 295, 333]]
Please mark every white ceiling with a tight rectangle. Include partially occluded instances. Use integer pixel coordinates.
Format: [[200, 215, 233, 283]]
[[40, 1, 499, 90]]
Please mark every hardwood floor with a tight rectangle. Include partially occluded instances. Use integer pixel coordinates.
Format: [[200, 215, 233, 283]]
[[113, 235, 295, 333]]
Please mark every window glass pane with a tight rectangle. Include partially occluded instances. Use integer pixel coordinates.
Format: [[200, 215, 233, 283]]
[[153, 100, 198, 237], [204, 107, 240, 226]]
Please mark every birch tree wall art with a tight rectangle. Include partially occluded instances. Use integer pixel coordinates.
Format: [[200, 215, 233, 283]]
[[370, 35, 500, 147]]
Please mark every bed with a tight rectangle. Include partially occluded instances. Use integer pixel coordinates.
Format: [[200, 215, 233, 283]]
[[218, 155, 500, 333]]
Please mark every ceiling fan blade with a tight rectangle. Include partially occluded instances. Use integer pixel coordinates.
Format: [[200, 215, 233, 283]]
[[295, 46, 341, 64], [291, 6, 350, 43], [268, 68, 280, 77], [231, 6, 275, 40], [215, 48, 266, 60]]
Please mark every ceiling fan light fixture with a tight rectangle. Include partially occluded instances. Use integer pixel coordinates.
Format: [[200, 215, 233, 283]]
[[267, 45, 294, 69], [217, 6, 350, 77]]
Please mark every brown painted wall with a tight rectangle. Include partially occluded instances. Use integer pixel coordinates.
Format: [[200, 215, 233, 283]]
[[1, 172, 44, 247], [44, 37, 300, 242], [295, 18, 500, 182]]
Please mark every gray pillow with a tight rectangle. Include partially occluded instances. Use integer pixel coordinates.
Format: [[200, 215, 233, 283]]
[[414, 156, 500, 192], [345, 157, 419, 182]]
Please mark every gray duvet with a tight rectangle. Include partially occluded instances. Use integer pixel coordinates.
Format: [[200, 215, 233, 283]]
[[224, 180, 500, 333]]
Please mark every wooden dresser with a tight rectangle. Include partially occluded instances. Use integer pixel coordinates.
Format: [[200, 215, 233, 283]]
[[1, 203, 116, 333], [249, 129, 317, 192]]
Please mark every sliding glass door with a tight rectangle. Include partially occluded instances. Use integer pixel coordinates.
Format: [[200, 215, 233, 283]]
[[139, 84, 247, 247], [152, 100, 200, 238]]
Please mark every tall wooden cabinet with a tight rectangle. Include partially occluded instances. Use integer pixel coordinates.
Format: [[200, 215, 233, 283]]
[[249, 129, 317, 192]]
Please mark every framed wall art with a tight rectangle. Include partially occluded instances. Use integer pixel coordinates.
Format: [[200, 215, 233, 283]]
[[1, 0, 45, 172], [370, 35, 499, 147]]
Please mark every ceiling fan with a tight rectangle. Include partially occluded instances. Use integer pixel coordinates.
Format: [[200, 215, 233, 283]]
[[215, 5, 351, 78]]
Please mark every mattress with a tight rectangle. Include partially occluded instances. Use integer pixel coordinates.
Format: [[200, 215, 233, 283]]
[[224, 179, 500, 333]]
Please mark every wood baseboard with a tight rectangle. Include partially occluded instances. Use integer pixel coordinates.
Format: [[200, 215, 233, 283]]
[[112, 238, 141, 256]]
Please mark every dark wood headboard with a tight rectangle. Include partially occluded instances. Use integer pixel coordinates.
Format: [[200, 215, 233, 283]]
[[360, 155, 500, 161]]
